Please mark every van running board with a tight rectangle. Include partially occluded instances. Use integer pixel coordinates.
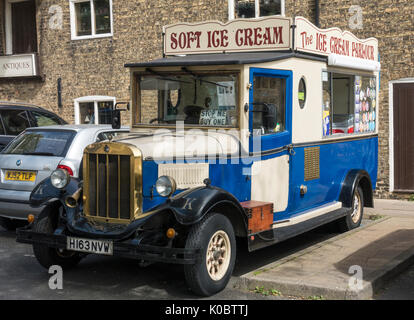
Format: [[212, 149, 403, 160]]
[[248, 204, 351, 252]]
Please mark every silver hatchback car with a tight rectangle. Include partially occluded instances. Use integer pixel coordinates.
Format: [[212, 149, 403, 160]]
[[0, 125, 129, 230]]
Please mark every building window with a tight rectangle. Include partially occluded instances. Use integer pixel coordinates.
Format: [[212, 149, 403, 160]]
[[5, 0, 38, 55], [322, 71, 377, 137], [229, 0, 285, 20], [74, 96, 116, 125], [69, 0, 113, 40]]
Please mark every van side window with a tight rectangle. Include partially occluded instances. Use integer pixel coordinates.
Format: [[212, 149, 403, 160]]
[[323, 72, 377, 136], [252, 75, 286, 136], [0, 110, 30, 136], [332, 73, 354, 135]]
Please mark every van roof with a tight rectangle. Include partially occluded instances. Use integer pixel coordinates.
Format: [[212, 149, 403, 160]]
[[125, 51, 327, 68]]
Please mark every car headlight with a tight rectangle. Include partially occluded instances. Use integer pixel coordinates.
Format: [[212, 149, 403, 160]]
[[156, 176, 177, 198], [50, 169, 70, 189]]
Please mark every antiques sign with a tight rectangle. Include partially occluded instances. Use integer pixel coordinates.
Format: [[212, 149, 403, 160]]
[[0, 54, 38, 78], [163, 17, 292, 55], [295, 17, 379, 62]]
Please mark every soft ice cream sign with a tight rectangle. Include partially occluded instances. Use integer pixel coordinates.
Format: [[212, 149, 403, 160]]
[[163, 17, 292, 55], [294, 17, 379, 62]]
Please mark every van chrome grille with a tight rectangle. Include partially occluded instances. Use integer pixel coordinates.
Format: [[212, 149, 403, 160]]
[[83, 142, 142, 224]]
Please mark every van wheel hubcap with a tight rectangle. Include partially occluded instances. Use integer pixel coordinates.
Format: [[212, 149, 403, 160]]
[[351, 192, 362, 224], [206, 231, 231, 281]]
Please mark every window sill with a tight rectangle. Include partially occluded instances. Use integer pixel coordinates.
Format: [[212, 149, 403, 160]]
[[71, 33, 113, 41], [322, 132, 378, 140]]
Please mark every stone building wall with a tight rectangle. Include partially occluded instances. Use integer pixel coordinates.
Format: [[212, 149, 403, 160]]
[[285, 0, 315, 21], [0, 0, 228, 123], [1, 0, 412, 198]]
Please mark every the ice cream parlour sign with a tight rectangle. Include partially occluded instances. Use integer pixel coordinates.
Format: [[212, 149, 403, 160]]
[[163, 16, 378, 63], [294, 17, 379, 62]]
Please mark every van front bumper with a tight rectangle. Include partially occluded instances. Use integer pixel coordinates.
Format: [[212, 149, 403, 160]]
[[16, 226, 201, 265]]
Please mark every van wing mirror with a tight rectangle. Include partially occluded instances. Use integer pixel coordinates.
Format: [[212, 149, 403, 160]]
[[112, 102, 130, 129], [112, 110, 121, 129]]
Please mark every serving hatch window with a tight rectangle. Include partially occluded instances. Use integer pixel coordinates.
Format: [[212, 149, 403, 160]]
[[136, 72, 239, 128], [322, 71, 377, 137]]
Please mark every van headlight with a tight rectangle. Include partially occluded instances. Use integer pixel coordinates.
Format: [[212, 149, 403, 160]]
[[51, 169, 70, 189], [156, 176, 177, 198]]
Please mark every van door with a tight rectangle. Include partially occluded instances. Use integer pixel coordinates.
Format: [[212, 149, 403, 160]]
[[249, 68, 292, 218]]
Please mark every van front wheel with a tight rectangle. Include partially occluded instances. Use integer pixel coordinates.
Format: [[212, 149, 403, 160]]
[[184, 213, 236, 296], [33, 216, 82, 270]]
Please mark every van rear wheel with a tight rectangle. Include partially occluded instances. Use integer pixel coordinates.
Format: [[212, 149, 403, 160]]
[[33, 216, 82, 270], [338, 186, 364, 232], [184, 213, 236, 296]]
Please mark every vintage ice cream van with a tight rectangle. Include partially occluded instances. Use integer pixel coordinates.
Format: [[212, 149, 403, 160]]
[[17, 16, 380, 296]]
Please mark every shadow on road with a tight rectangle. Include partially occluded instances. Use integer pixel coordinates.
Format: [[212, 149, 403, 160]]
[[0, 221, 346, 299]]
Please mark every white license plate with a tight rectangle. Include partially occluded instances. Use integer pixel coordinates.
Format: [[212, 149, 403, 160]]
[[67, 237, 113, 256]]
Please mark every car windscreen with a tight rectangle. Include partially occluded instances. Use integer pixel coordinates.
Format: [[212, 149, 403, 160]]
[[2, 130, 76, 157]]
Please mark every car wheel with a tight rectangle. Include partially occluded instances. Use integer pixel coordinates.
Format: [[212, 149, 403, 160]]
[[338, 186, 364, 232], [33, 216, 82, 270], [0, 217, 27, 231], [184, 213, 236, 296]]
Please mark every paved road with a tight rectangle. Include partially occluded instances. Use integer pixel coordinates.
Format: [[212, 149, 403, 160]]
[[0, 223, 341, 300], [2, 219, 411, 300]]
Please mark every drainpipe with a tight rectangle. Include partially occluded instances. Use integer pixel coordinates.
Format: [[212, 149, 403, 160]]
[[315, 0, 320, 27]]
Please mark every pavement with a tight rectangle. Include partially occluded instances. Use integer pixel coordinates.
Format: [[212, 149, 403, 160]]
[[233, 199, 414, 300]]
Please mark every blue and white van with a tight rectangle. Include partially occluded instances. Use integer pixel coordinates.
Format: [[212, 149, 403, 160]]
[[18, 16, 380, 296]]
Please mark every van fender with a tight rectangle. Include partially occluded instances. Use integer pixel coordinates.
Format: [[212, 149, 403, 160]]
[[166, 186, 248, 235], [339, 170, 374, 208], [30, 177, 80, 207]]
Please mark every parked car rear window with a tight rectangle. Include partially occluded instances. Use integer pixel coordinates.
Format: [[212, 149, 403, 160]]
[[3, 130, 76, 157], [31, 111, 63, 127], [0, 110, 30, 136]]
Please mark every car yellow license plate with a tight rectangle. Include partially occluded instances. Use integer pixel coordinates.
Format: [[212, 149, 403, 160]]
[[5, 170, 37, 182]]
